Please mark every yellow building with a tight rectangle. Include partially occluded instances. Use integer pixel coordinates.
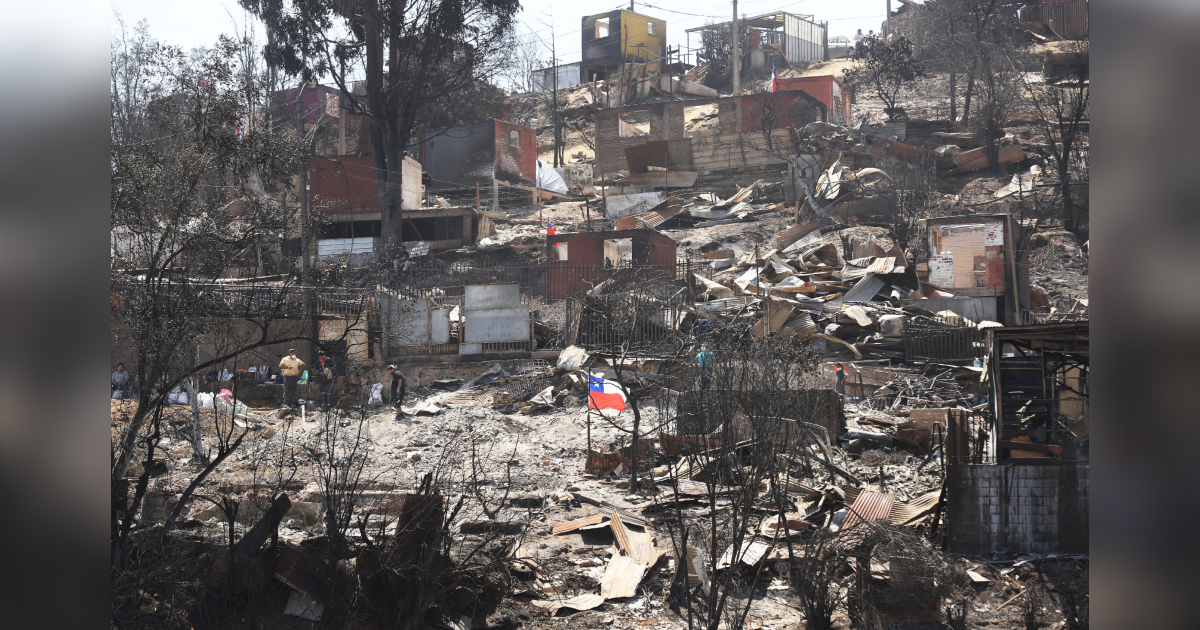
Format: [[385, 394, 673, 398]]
[[581, 10, 667, 81]]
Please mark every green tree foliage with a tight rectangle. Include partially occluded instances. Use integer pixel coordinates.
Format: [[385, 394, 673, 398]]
[[240, 0, 522, 255]]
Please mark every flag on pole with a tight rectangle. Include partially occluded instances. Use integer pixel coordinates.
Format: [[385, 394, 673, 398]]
[[546, 221, 555, 236], [770, 62, 778, 93], [587, 375, 626, 412]]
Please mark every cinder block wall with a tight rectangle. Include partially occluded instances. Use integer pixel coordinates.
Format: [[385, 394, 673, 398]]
[[595, 104, 668, 174], [947, 463, 1089, 555]]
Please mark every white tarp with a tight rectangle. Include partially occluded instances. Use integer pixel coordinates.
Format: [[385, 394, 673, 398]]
[[536, 160, 569, 194]]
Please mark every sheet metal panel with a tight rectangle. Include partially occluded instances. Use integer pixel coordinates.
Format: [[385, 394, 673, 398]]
[[841, 490, 895, 531], [784, 14, 826, 64], [463, 306, 529, 343], [842, 273, 886, 302]]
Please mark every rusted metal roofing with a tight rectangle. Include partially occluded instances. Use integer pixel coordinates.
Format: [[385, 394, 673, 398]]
[[841, 489, 895, 531], [774, 222, 821, 249], [614, 205, 684, 231], [888, 490, 941, 526]]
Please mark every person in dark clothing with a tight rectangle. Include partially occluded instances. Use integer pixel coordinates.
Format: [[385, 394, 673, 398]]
[[315, 351, 334, 410], [387, 365, 406, 411]]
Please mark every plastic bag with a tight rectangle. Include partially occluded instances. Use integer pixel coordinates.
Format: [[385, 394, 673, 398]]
[[298, 370, 309, 384], [197, 392, 215, 408], [369, 383, 383, 404], [112, 390, 123, 399], [167, 389, 188, 405]]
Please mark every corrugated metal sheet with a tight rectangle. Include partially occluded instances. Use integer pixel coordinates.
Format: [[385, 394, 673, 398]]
[[552, 513, 607, 534], [888, 490, 941, 526], [774, 222, 821, 249], [317, 237, 379, 257], [615, 205, 684, 231], [784, 14, 826, 63], [841, 489, 895, 531], [842, 273, 886, 302], [777, 311, 818, 336], [605, 192, 665, 219]]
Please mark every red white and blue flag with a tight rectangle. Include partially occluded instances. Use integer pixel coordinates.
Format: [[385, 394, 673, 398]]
[[546, 221, 555, 235], [770, 62, 778, 93], [587, 375, 626, 412]]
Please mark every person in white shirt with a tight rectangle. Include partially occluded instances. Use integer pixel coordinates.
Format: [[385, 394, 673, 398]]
[[854, 29, 864, 45]]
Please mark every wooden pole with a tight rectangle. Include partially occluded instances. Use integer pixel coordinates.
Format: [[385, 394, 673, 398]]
[[476, 181, 480, 211]]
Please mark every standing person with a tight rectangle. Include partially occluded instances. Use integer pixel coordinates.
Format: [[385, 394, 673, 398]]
[[315, 351, 334, 410], [853, 29, 864, 45], [278, 349, 306, 409], [387, 365, 407, 412], [111, 363, 131, 399], [834, 362, 848, 399], [696, 346, 714, 390]]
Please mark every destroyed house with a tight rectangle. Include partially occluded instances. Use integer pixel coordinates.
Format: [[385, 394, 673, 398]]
[[546, 229, 678, 300], [774, 75, 852, 124], [409, 119, 538, 210], [582, 10, 668, 82], [919, 214, 1030, 326], [531, 62, 582, 92], [594, 90, 826, 176], [308, 153, 476, 255], [943, 322, 1089, 555], [684, 11, 828, 68], [273, 85, 364, 155]]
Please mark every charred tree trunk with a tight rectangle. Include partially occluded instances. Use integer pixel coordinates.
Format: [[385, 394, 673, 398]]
[[960, 72, 974, 125], [949, 72, 957, 122]]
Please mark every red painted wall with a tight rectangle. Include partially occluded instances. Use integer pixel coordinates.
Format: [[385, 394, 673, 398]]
[[309, 155, 381, 215], [740, 89, 826, 130], [494, 120, 537, 184], [774, 76, 852, 124]]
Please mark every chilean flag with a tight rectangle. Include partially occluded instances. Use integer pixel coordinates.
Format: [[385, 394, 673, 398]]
[[587, 375, 626, 412], [770, 62, 778, 93], [546, 221, 555, 235]]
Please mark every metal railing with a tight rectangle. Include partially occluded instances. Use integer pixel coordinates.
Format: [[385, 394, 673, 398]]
[[903, 319, 987, 363], [112, 284, 372, 319]]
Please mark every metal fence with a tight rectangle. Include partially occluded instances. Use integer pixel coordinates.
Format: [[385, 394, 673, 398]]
[[392, 258, 704, 302], [112, 284, 372, 319], [903, 319, 987, 363]]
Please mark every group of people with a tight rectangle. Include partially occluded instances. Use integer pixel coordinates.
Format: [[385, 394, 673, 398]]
[[278, 349, 407, 416], [278, 348, 336, 411], [112, 349, 407, 415], [853, 28, 903, 45]]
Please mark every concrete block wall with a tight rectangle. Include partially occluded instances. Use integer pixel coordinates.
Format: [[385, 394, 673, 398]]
[[595, 105, 668, 175], [947, 463, 1089, 555]]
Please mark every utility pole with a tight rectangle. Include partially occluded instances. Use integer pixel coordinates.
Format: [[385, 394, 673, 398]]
[[296, 84, 310, 281], [886, 0, 892, 38], [552, 25, 561, 167], [731, 0, 740, 94]]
